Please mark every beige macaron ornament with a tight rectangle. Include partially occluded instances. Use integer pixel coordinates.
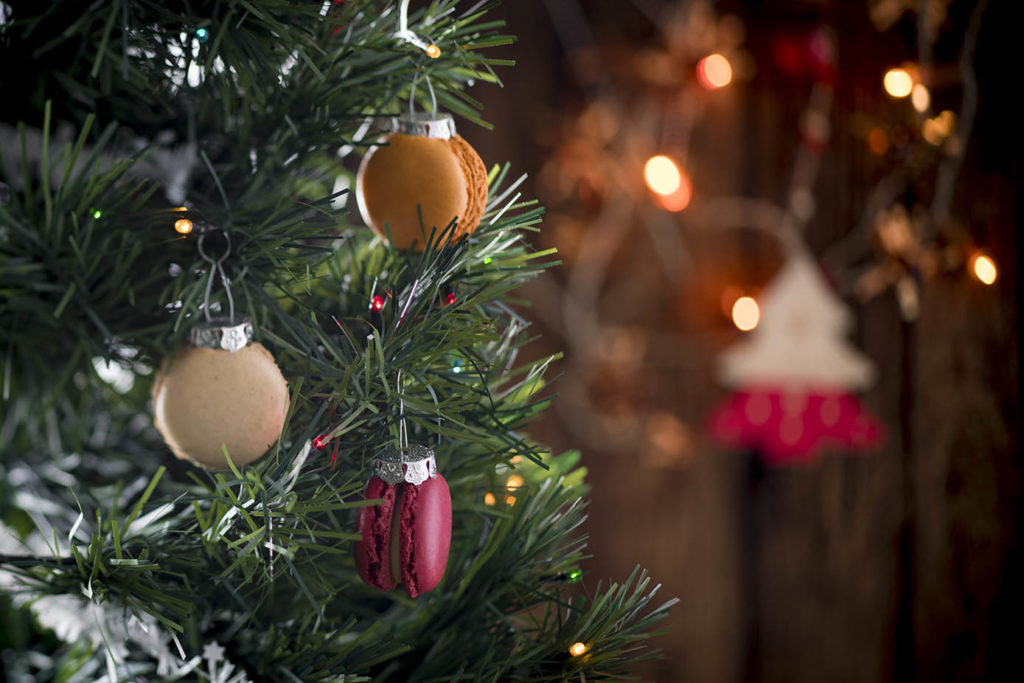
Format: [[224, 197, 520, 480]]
[[356, 113, 488, 250], [152, 318, 289, 469]]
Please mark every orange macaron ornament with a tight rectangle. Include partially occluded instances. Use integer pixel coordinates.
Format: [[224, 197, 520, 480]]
[[356, 113, 488, 251]]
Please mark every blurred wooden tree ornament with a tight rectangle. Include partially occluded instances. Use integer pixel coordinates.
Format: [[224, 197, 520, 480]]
[[707, 252, 885, 466]]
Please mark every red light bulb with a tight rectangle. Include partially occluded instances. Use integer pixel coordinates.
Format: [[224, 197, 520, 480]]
[[313, 435, 327, 450], [370, 295, 385, 312], [445, 292, 456, 305]]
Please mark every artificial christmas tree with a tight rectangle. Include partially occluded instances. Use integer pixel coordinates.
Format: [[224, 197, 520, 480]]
[[0, 1, 673, 679]]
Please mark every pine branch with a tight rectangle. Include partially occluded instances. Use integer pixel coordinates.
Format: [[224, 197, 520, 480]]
[[1, 1, 675, 678]]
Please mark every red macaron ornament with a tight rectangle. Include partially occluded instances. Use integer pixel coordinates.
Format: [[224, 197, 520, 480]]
[[355, 444, 452, 598]]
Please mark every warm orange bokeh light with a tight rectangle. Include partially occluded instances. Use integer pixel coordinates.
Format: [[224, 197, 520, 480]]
[[505, 474, 524, 492], [569, 642, 589, 657], [731, 296, 760, 331], [883, 68, 913, 98], [911, 83, 930, 112], [644, 155, 692, 211], [483, 492, 497, 506], [697, 53, 733, 89], [656, 180, 693, 211], [971, 253, 997, 285], [644, 155, 682, 195], [174, 218, 194, 234]]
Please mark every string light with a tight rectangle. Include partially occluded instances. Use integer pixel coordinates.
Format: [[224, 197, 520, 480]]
[[424, 44, 441, 59], [911, 84, 930, 112], [370, 295, 385, 312], [731, 296, 760, 331], [91, 209, 103, 219], [445, 291, 456, 305], [483, 256, 493, 265], [195, 28, 210, 44], [483, 492, 497, 506], [883, 68, 914, 98], [541, 568, 583, 583], [505, 474, 524, 492], [312, 434, 327, 450], [643, 156, 682, 195], [174, 218, 194, 234], [569, 642, 589, 657], [643, 155, 692, 211], [505, 495, 517, 506], [451, 358, 463, 374], [696, 53, 733, 90], [970, 252, 997, 285]]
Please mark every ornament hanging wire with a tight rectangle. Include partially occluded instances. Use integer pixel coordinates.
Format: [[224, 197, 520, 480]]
[[397, 369, 409, 451], [197, 228, 236, 324], [409, 70, 438, 116]]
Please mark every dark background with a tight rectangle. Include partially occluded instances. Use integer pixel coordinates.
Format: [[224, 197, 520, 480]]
[[468, 1, 1019, 680]]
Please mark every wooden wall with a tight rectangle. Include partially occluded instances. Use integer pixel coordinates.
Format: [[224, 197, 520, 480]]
[[470, 1, 1019, 680]]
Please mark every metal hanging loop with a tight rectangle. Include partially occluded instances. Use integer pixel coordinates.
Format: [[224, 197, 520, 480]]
[[397, 369, 409, 451], [197, 228, 236, 325]]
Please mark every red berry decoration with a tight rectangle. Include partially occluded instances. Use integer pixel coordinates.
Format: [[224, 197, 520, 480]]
[[355, 445, 452, 597]]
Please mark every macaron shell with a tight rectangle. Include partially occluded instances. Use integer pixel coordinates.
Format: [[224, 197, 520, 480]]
[[357, 133, 468, 250], [152, 342, 288, 468], [355, 477, 399, 592], [445, 134, 488, 240], [399, 474, 452, 598]]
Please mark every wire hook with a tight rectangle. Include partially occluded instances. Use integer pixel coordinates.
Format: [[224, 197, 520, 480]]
[[396, 369, 409, 451], [197, 228, 236, 324], [408, 71, 438, 116]]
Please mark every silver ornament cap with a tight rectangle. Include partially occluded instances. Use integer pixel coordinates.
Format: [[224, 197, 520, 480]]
[[190, 317, 253, 352], [374, 444, 438, 486], [392, 113, 456, 140]]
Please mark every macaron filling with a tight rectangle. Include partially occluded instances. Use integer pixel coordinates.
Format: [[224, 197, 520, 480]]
[[389, 483, 406, 590]]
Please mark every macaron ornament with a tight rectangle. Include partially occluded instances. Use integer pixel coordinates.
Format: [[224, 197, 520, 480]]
[[356, 112, 488, 251], [355, 444, 452, 597], [152, 230, 289, 469]]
